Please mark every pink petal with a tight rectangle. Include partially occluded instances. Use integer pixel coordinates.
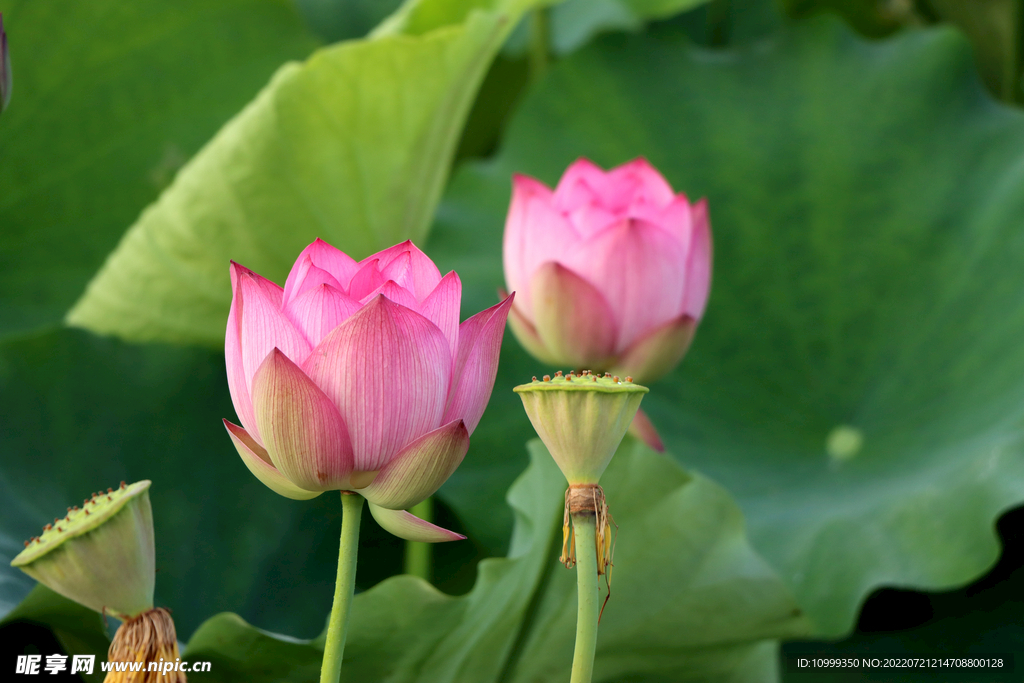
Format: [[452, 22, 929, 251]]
[[611, 314, 697, 384], [552, 158, 607, 210], [627, 409, 665, 453], [442, 293, 514, 434], [565, 202, 623, 238], [347, 259, 386, 300], [302, 295, 451, 471], [224, 420, 321, 500], [606, 157, 675, 210], [232, 263, 312, 443], [284, 283, 362, 347], [376, 252, 419, 301], [357, 419, 469, 510], [285, 239, 360, 296], [629, 194, 695, 250], [251, 349, 355, 492], [682, 199, 712, 320], [365, 240, 441, 302], [368, 502, 465, 543], [226, 265, 256, 443], [420, 272, 462, 362], [505, 294, 559, 365], [528, 263, 618, 368], [283, 257, 344, 307], [360, 279, 420, 311], [560, 218, 688, 351], [503, 174, 578, 319]]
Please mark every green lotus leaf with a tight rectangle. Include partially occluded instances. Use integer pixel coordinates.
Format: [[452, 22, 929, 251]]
[[784, 544, 1024, 682], [293, 0, 404, 43], [0, 586, 108, 683], [430, 16, 1024, 637], [545, 0, 713, 55], [178, 439, 806, 682], [0, 327, 391, 636], [65, 0, 540, 346], [0, 0, 319, 340], [4, 435, 805, 682]]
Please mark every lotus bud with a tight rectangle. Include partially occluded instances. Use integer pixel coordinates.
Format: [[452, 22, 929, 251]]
[[224, 238, 513, 543], [10, 481, 186, 682], [502, 158, 711, 385], [514, 371, 647, 573], [0, 13, 10, 114], [503, 159, 710, 453]]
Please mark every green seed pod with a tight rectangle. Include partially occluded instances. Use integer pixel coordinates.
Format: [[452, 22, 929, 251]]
[[11, 480, 155, 620], [514, 371, 648, 485]]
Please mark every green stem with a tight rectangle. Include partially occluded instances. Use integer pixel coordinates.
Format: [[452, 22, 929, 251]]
[[569, 514, 599, 683], [528, 7, 549, 84], [320, 492, 363, 683], [705, 0, 730, 47], [404, 497, 433, 581]]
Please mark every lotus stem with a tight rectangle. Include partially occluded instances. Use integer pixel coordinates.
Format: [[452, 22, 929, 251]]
[[320, 492, 363, 683], [529, 7, 549, 83], [404, 497, 433, 581], [569, 513, 599, 683]]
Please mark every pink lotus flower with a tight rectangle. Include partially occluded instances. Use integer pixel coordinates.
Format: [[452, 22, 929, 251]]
[[223, 239, 513, 542], [503, 158, 711, 384]]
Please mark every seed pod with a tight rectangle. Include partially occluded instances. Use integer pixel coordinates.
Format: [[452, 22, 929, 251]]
[[513, 372, 647, 484], [10, 481, 155, 620]]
